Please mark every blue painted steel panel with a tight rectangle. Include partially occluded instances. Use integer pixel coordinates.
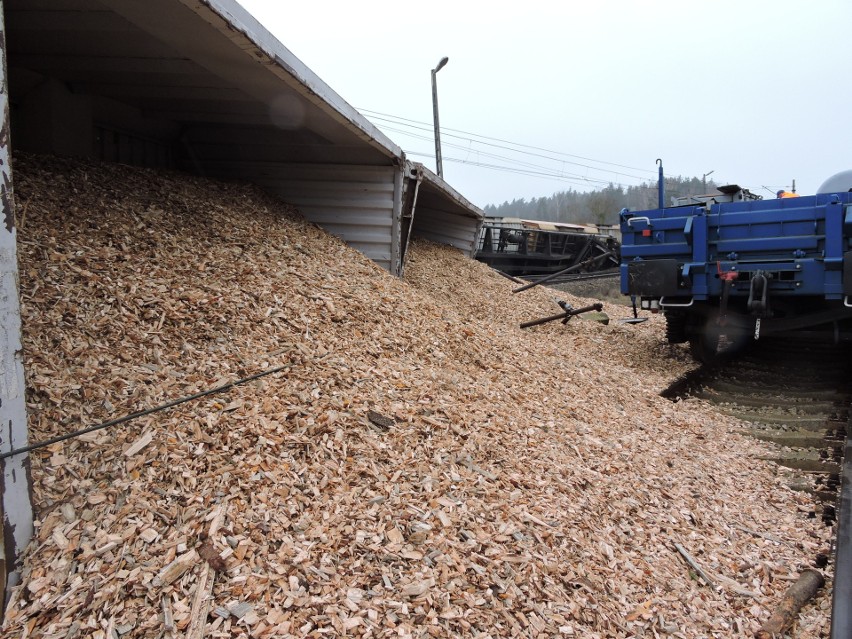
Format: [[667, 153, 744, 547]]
[[623, 243, 691, 258], [691, 214, 709, 296], [714, 236, 819, 252], [619, 190, 852, 300], [710, 207, 819, 225], [825, 200, 844, 262]]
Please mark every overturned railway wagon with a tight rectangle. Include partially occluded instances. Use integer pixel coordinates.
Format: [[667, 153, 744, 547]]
[[475, 220, 620, 277], [620, 175, 852, 362]]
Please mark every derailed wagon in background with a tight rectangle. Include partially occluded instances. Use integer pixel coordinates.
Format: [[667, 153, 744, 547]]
[[619, 172, 852, 362], [476, 217, 620, 278]]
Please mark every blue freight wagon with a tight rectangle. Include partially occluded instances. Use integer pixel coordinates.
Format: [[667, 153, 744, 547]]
[[619, 171, 852, 362]]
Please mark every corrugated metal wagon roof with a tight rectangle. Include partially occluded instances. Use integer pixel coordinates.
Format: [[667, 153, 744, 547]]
[[7, 0, 402, 164]]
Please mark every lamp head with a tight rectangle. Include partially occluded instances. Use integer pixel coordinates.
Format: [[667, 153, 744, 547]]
[[433, 57, 449, 73]]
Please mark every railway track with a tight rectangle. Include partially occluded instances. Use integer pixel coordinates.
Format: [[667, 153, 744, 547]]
[[662, 338, 851, 636]]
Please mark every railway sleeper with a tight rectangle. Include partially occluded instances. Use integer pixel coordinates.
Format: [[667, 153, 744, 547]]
[[661, 338, 852, 633]]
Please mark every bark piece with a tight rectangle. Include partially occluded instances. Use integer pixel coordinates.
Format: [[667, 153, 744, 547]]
[[754, 569, 825, 639], [366, 410, 394, 432]]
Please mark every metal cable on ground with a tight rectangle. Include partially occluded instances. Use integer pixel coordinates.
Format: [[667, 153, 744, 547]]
[[0, 363, 292, 461]]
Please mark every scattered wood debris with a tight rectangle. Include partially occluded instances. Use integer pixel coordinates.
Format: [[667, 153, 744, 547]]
[[2, 153, 833, 638], [366, 410, 395, 433], [755, 569, 825, 639]]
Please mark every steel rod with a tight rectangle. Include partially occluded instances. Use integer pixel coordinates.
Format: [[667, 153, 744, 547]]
[[520, 303, 603, 329], [0, 364, 292, 461], [494, 269, 526, 284], [513, 251, 615, 294]]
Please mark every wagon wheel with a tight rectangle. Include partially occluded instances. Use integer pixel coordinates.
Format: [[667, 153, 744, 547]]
[[689, 331, 720, 364], [687, 313, 721, 364]]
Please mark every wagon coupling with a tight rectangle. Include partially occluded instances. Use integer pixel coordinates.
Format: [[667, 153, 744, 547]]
[[747, 270, 771, 315]]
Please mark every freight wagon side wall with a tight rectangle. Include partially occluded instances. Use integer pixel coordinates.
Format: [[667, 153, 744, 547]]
[[254, 164, 402, 275], [412, 191, 482, 258], [193, 161, 402, 275], [621, 194, 852, 299], [8, 76, 405, 275], [0, 7, 34, 600]]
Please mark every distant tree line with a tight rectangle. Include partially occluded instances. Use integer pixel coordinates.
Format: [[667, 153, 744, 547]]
[[483, 176, 720, 225]]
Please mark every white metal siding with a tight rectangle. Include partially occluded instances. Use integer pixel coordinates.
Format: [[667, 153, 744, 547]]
[[251, 164, 398, 274], [413, 207, 482, 257], [197, 162, 401, 274]]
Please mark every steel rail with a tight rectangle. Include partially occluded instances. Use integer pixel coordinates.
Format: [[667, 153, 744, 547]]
[[830, 427, 852, 638], [662, 338, 849, 634]]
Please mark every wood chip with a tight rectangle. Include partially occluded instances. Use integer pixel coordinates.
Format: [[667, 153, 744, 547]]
[[186, 563, 215, 639], [123, 430, 154, 456], [401, 578, 435, 598], [161, 596, 175, 632], [155, 550, 198, 587], [228, 602, 253, 619], [139, 528, 158, 544], [4, 153, 833, 639]]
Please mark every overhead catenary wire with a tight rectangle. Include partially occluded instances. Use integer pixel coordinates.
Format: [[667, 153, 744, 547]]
[[404, 152, 635, 189], [0, 363, 293, 461], [358, 107, 657, 176], [379, 123, 646, 188], [375, 118, 654, 184], [406, 147, 679, 191], [359, 107, 681, 193]]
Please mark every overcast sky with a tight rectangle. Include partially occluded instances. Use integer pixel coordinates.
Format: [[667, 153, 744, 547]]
[[237, 0, 852, 209]]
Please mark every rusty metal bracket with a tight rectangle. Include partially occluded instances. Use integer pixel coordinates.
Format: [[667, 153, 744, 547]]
[[520, 302, 604, 329]]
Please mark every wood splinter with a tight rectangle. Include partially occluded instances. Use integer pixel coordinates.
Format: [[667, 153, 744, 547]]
[[754, 568, 825, 639], [674, 543, 717, 590]]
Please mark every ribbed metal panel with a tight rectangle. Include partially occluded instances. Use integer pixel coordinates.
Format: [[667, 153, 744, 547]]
[[413, 206, 482, 257], [405, 163, 484, 261], [249, 164, 399, 273]]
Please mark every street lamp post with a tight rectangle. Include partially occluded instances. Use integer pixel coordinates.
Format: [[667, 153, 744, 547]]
[[702, 170, 714, 192], [431, 56, 448, 178]]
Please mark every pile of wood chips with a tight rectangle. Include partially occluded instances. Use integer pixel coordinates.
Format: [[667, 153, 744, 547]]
[[3, 153, 833, 638]]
